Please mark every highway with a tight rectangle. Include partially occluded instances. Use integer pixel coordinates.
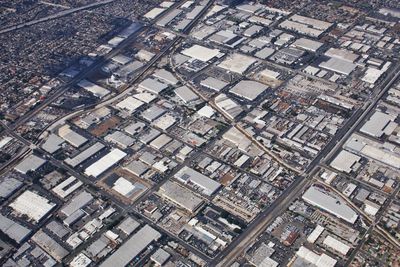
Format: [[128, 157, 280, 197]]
[[0, 0, 115, 35]]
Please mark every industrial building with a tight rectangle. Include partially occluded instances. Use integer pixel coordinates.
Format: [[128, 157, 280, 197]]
[[159, 181, 204, 213], [58, 124, 88, 148], [291, 38, 323, 52], [41, 134, 64, 154], [100, 225, 161, 267], [0, 178, 23, 199], [218, 53, 257, 74], [153, 69, 178, 85], [174, 166, 221, 196], [32, 230, 69, 262], [360, 111, 396, 138], [279, 14, 332, 38], [330, 150, 361, 173], [52, 176, 83, 199], [14, 154, 46, 174], [323, 235, 351, 255], [215, 94, 244, 120], [105, 131, 135, 148], [293, 246, 337, 267], [138, 78, 168, 94], [175, 85, 199, 103], [116, 96, 144, 113], [200, 77, 228, 92], [181, 44, 221, 62], [302, 186, 358, 224], [77, 79, 110, 98], [64, 142, 105, 167], [319, 57, 357, 76], [85, 149, 127, 178], [0, 214, 31, 243], [230, 80, 268, 101], [9, 190, 56, 223]]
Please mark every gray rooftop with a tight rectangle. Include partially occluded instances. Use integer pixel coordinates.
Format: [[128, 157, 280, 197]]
[[14, 154, 46, 174], [100, 225, 161, 267]]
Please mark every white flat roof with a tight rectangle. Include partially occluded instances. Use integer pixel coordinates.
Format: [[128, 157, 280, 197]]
[[302, 186, 358, 224], [9, 190, 55, 223], [323, 235, 351, 255], [218, 53, 257, 74], [174, 166, 221, 196], [319, 57, 357, 76], [330, 150, 361, 173], [181, 44, 221, 62], [85, 149, 127, 178], [116, 96, 144, 112], [144, 7, 166, 19], [360, 111, 394, 138]]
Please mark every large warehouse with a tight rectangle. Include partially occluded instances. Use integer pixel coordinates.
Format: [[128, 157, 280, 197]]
[[9, 190, 56, 223], [302, 186, 358, 224], [85, 149, 127, 178], [159, 181, 204, 213], [230, 80, 269, 101], [174, 166, 221, 196]]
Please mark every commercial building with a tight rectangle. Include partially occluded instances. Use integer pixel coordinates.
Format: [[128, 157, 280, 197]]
[[302, 186, 358, 224], [100, 225, 161, 267], [85, 149, 127, 178], [174, 166, 221, 196], [9, 190, 56, 223], [159, 181, 204, 212]]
